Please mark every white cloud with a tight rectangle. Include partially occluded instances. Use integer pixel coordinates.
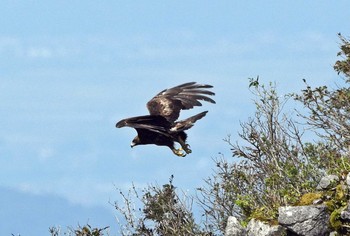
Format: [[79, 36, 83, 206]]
[[16, 179, 118, 207], [27, 47, 53, 58], [0, 36, 22, 56], [121, 37, 256, 60], [38, 147, 55, 161], [287, 31, 335, 52], [0, 36, 80, 60], [0, 37, 19, 49], [2, 31, 330, 64]]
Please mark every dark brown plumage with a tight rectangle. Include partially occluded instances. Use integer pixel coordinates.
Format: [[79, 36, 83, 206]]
[[116, 82, 215, 157]]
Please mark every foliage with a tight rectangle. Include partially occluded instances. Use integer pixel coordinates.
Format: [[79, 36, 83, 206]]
[[297, 192, 322, 206], [48, 224, 109, 236], [291, 39, 350, 232], [322, 181, 350, 233], [114, 175, 212, 236], [294, 82, 350, 154], [334, 33, 350, 79], [197, 82, 322, 230], [294, 34, 350, 154]]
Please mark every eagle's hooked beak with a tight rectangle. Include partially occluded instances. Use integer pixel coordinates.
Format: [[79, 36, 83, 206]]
[[131, 136, 139, 148]]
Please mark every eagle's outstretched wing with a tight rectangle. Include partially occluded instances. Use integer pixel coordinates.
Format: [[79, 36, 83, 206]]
[[146, 82, 215, 123], [116, 115, 172, 137]]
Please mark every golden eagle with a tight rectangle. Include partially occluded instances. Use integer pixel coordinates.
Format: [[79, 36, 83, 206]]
[[116, 82, 215, 157]]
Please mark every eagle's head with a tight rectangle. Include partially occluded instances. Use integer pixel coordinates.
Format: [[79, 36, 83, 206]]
[[131, 136, 140, 148]]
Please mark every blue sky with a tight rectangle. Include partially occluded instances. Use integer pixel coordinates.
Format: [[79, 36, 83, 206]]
[[1, 1, 350, 235]]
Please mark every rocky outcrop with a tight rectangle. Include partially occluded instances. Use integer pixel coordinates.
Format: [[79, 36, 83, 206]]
[[246, 219, 285, 236], [278, 205, 330, 236], [224, 216, 285, 236], [316, 174, 339, 190], [225, 216, 246, 236], [224, 174, 350, 236], [225, 205, 333, 236]]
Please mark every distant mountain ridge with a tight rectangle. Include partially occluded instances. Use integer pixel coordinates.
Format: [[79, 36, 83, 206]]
[[0, 186, 116, 235]]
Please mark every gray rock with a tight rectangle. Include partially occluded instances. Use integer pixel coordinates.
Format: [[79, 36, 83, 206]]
[[246, 219, 286, 236], [346, 173, 350, 187], [316, 175, 339, 190], [278, 205, 330, 236], [340, 201, 350, 221], [225, 216, 247, 236], [341, 208, 350, 221]]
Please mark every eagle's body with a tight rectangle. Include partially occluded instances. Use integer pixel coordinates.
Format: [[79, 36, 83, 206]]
[[116, 82, 215, 157]]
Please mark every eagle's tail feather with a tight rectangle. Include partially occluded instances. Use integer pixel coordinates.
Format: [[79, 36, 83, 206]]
[[171, 111, 208, 132]]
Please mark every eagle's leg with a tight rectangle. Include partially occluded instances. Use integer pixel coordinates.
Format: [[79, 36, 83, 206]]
[[178, 137, 192, 154], [171, 147, 186, 157]]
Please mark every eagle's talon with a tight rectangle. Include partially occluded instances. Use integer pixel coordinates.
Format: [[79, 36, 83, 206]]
[[184, 144, 192, 154], [172, 148, 187, 157]]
